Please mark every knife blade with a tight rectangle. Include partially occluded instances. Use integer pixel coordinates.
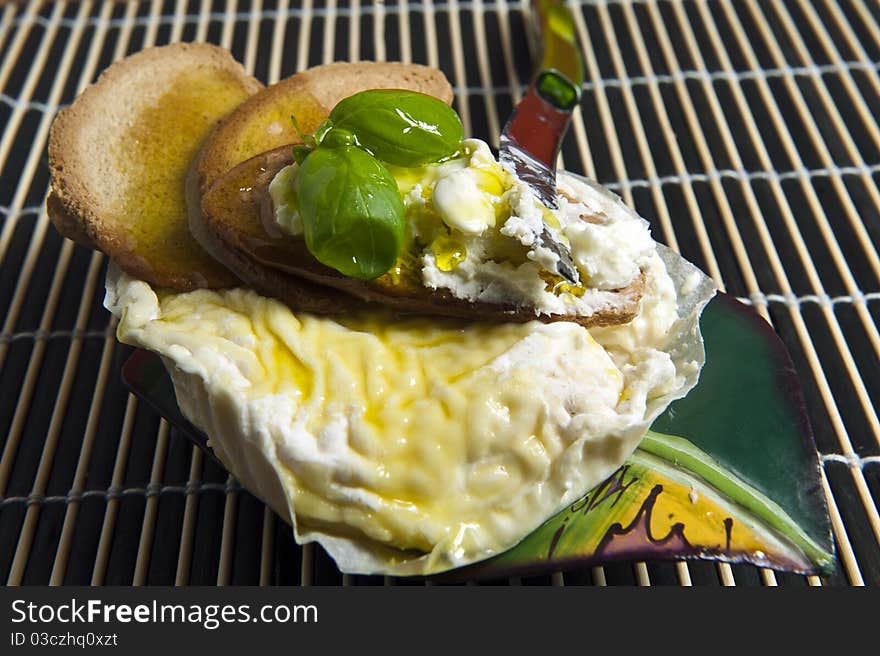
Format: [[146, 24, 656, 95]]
[[499, 0, 585, 285]]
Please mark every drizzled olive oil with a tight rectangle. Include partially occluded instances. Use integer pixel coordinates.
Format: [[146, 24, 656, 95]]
[[430, 233, 467, 272], [227, 88, 327, 165], [539, 270, 586, 297], [118, 71, 255, 281]]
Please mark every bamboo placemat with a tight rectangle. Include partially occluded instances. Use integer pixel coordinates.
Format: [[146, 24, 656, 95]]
[[0, 0, 877, 586]]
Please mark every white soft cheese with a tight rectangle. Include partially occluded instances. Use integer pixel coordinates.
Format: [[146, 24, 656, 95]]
[[425, 140, 657, 312], [498, 182, 561, 273], [433, 168, 497, 235], [269, 163, 302, 236], [559, 175, 655, 290], [104, 247, 703, 575]]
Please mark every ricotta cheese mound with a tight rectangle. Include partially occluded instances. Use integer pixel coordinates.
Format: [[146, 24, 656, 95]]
[[105, 237, 715, 576]]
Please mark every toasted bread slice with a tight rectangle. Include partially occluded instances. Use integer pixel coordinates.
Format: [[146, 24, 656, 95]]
[[194, 61, 455, 195], [47, 42, 263, 290], [199, 147, 645, 327]]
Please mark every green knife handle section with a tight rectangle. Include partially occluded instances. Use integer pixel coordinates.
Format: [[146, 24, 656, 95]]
[[536, 70, 581, 111], [533, 0, 585, 110]]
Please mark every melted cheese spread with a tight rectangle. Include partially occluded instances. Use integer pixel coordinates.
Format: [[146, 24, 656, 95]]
[[106, 251, 686, 574]]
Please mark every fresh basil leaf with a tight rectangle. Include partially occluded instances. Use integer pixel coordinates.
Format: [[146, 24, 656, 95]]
[[312, 118, 333, 143], [319, 127, 358, 149], [295, 145, 405, 279], [291, 144, 312, 165], [329, 89, 463, 167]]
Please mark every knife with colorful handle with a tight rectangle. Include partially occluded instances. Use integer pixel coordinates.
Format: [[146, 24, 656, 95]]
[[499, 0, 585, 284]]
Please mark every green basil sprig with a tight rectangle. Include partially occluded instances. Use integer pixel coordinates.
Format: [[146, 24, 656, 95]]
[[295, 144, 405, 280], [328, 89, 463, 167], [289, 90, 463, 279]]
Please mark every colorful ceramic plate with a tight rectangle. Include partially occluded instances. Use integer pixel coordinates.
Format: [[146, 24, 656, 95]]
[[121, 292, 836, 579]]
